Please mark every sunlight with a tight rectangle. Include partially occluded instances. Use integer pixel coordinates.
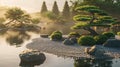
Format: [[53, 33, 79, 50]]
[[0, 0, 71, 13]]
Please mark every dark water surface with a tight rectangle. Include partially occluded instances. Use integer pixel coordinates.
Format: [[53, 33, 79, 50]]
[[0, 30, 120, 67]]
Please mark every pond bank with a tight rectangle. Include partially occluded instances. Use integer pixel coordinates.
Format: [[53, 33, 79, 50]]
[[26, 37, 120, 59]]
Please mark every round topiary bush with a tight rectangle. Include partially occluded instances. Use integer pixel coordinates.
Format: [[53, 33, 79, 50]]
[[102, 32, 115, 39], [117, 32, 120, 36], [52, 31, 62, 35], [78, 36, 96, 46], [50, 31, 62, 41], [94, 35, 108, 45], [68, 32, 80, 38]]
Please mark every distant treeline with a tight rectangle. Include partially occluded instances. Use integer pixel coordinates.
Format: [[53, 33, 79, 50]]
[[40, 1, 73, 20]]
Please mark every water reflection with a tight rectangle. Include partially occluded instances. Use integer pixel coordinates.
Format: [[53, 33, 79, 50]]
[[19, 59, 46, 67], [0, 29, 8, 35], [0, 28, 40, 47], [74, 58, 112, 67], [6, 31, 30, 46]]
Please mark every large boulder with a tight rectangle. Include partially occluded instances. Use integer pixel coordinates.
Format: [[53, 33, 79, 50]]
[[103, 39, 120, 48], [85, 45, 105, 56], [63, 39, 74, 45], [19, 50, 46, 62]]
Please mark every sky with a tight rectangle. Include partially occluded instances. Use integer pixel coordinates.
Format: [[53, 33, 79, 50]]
[[0, 0, 72, 13]]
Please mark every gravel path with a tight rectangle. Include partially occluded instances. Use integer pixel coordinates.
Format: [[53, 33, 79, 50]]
[[26, 37, 120, 59]]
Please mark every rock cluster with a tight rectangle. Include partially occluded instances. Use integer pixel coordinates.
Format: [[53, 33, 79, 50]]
[[63, 37, 77, 45], [85, 45, 105, 57]]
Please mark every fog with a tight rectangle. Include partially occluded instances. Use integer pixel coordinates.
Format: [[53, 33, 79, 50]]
[[0, 0, 72, 13]]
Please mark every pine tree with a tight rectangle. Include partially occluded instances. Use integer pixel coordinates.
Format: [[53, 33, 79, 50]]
[[41, 1, 48, 13], [62, 1, 70, 19], [52, 1, 59, 15], [72, 5, 118, 36]]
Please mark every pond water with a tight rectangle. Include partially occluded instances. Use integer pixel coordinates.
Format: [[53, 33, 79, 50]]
[[0, 29, 120, 67]]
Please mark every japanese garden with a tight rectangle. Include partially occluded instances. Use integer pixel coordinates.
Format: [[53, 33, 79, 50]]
[[0, 0, 120, 67]]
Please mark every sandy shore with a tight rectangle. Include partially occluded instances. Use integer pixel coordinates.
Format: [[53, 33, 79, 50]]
[[26, 37, 120, 59]]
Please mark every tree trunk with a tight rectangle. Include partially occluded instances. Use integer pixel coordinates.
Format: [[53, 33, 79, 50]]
[[90, 13, 95, 24], [83, 27, 98, 36], [5, 20, 14, 25]]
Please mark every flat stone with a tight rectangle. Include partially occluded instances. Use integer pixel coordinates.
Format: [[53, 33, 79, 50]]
[[85, 45, 106, 58], [19, 50, 46, 62], [63, 39, 74, 45], [104, 39, 120, 48], [40, 34, 49, 38]]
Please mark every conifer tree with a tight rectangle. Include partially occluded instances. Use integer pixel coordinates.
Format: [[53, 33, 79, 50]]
[[41, 1, 48, 13], [72, 5, 118, 36], [52, 1, 59, 15], [62, 1, 70, 19]]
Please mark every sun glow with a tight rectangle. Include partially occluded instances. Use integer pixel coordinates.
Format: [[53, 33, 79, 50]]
[[0, 0, 71, 13]]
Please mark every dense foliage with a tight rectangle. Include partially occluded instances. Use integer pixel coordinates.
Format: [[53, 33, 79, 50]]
[[117, 32, 120, 36], [31, 18, 40, 24], [82, 0, 120, 15], [52, 31, 62, 35], [41, 1, 48, 13], [62, 1, 70, 19], [68, 32, 80, 37], [102, 32, 115, 39], [5, 7, 31, 25], [44, 11, 58, 20], [78, 36, 95, 46], [72, 5, 117, 36], [52, 1, 60, 15], [50, 31, 62, 41], [94, 35, 108, 44]]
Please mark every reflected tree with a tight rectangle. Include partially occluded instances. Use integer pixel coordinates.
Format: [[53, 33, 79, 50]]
[[19, 61, 45, 67], [74, 58, 112, 67], [0, 29, 8, 35], [74, 59, 92, 67], [6, 30, 30, 47], [6, 35, 24, 46]]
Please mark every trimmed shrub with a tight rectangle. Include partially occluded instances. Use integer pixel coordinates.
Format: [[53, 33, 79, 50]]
[[53, 31, 62, 35], [94, 35, 108, 45], [50, 31, 62, 41], [102, 32, 115, 39], [117, 32, 120, 36], [68, 32, 80, 38], [78, 36, 96, 46]]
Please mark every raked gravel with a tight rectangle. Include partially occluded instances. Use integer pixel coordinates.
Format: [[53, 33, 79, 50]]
[[26, 37, 120, 59]]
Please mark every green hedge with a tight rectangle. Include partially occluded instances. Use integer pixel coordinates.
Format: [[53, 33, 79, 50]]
[[102, 32, 115, 39], [52, 31, 62, 35], [94, 35, 108, 44], [78, 36, 95, 46], [50, 31, 62, 41], [117, 32, 120, 36], [68, 32, 80, 37]]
